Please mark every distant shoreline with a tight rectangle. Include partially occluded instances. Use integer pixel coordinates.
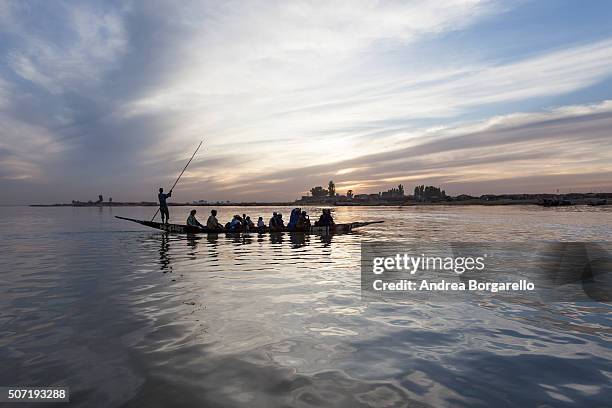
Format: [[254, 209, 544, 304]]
[[28, 198, 609, 208]]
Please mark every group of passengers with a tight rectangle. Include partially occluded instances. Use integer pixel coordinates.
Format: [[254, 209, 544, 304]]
[[270, 208, 312, 231], [186, 208, 334, 232], [226, 213, 258, 232]]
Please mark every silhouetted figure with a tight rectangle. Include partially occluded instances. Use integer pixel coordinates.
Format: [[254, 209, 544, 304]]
[[186, 209, 205, 228], [269, 212, 285, 232], [287, 208, 301, 231], [297, 210, 311, 230], [229, 215, 243, 232], [275, 213, 285, 231], [317, 209, 334, 227], [269, 212, 279, 230], [206, 209, 223, 231], [158, 188, 172, 224]]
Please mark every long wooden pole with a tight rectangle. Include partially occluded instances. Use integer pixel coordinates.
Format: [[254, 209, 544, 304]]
[[151, 140, 204, 221]]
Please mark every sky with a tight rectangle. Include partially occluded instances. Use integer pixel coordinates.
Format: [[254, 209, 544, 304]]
[[1, 0, 612, 205]]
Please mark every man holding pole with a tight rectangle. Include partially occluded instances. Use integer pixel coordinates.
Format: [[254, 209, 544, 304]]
[[158, 188, 172, 224], [150, 139, 203, 224]]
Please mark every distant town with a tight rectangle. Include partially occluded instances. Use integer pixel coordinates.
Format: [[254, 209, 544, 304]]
[[30, 181, 610, 207], [294, 181, 609, 207]]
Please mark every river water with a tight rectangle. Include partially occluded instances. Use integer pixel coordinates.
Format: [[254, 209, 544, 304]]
[[1, 205, 611, 407]]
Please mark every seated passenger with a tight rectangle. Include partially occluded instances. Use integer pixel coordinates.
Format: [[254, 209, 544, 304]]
[[244, 216, 255, 229], [296, 211, 311, 230], [276, 213, 285, 229], [236, 214, 245, 226], [186, 209, 205, 228], [287, 208, 301, 231], [269, 212, 278, 229], [229, 215, 242, 232], [269, 212, 285, 231], [257, 216, 265, 228], [318, 209, 334, 227], [206, 209, 223, 231], [326, 209, 335, 225]]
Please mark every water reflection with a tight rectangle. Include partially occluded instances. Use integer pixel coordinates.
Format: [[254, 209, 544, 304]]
[[270, 232, 284, 245], [2, 205, 611, 407], [317, 234, 333, 247], [159, 232, 172, 272], [234, 233, 253, 246], [186, 233, 200, 259], [289, 232, 307, 248]]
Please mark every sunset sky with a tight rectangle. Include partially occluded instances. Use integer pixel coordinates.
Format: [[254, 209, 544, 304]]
[[1, 0, 612, 204]]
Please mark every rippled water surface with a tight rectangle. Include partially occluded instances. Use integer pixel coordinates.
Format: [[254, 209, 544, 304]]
[[2, 205, 611, 407]]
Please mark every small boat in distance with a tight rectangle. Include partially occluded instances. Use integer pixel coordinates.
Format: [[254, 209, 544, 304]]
[[115, 216, 383, 235]]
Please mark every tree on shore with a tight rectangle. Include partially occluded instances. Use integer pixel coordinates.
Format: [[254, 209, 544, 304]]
[[311, 186, 329, 197], [414, 185, 446, 201], [328, 180, 336, 197]]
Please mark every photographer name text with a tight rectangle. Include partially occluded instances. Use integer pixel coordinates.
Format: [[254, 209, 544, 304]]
[[370, 254, 535, 293]]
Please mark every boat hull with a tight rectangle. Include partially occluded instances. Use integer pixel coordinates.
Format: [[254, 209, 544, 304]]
[[115, 216, 382, 235]]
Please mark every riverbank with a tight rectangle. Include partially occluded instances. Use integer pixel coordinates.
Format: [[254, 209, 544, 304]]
[[30, 200, 610, 208], [29, 194, 611, 208], [334, 199, 540, 206]]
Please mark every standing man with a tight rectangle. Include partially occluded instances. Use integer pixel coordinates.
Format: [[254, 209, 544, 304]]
[[158, 188, 172, 224]]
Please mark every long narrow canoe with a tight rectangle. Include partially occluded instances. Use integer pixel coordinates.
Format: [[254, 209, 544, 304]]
[[115, 216, 383, 235]]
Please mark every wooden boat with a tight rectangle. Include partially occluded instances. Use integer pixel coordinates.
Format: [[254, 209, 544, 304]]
[[115, 216, 383, 235]]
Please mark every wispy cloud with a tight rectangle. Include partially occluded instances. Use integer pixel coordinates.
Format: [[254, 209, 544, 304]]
[[0, 1, 611, 204], [124, 33, 612, 177], [4, 1, 128, 93], [223, 101, 612, 198]]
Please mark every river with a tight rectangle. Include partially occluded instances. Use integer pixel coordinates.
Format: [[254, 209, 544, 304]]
[[1, 205, 611, 407]]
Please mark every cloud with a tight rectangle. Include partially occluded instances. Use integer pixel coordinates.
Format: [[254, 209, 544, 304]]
[[0, 76, 9, 108], [121, 1, 497, 117], [0, 1, 132, 188], [229, 101, 612, 198], [1, 1, 612, 204], [122, 30, 612, 180], [4, 1, 128, 93]]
